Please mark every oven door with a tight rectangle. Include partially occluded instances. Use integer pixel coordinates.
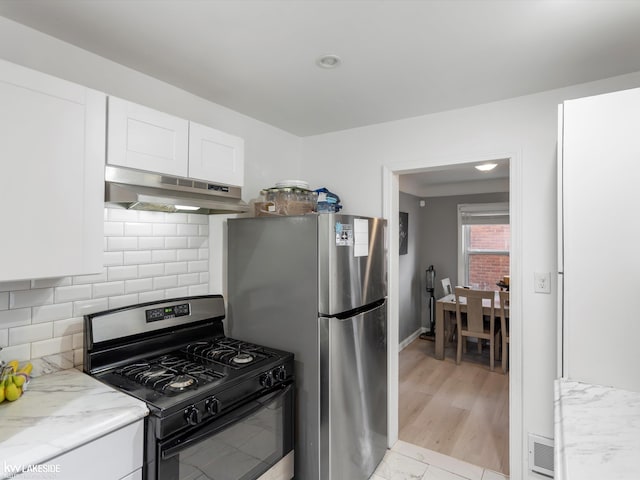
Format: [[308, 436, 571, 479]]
[[156, 384, 293, 480]]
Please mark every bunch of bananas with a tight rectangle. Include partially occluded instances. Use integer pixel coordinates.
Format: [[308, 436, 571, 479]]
[[0, 360, 33, 403]]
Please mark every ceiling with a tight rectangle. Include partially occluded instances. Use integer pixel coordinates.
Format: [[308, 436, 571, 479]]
[[2, 0, 640, 139]]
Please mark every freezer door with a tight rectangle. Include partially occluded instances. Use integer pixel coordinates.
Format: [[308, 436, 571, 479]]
[[319, 301, 387, 480], [318, 214, 387, 316]]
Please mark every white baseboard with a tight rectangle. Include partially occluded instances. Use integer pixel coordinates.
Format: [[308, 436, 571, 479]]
[[399, 327, 427, 351]]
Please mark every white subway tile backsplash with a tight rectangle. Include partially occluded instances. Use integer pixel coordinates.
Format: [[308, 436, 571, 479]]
[[138, 290, 165, 304], [104, 221, 124, 236], [0, 280, 30, 292], [104, 251, 124, 266], [153, 223, 177, 236], [107, 236, 139, 251], [165, 236, 188, 249], [139, 236, 165, 250], [124, 250, 152, 265], [72, 298, 109, 317], [188, 237, 206, 249], [9, 322, 52, 346], [72, 332, 83, 350], [1, 207, 210, 370], [189, 284, 209, 296], [153, 276, 178, 290], [108, 265, 139, 281], [125, 222, 154, 237], [10, 288, 54, 309], [177, 249, 199, 262], [152, 250, 177, 263], [108, 294, 139, 310], [188, 214, 209, 225], [178, 273, 200, 286], [125, 278, 154, 294], [92, 281, 125, 298], [139, 263, 165, 278], [165, 262, 188, 275], [138, 211, 166, 223], [177, 224, 199, 236], [0, 292, 8, 311], [0, 344, 30, 363], [165, 287, 189, 298], [54, 284, 92, 303], [31, 335, 73, 359], [107, 207, 138, 222], [32, 302, 73, 324], [72, 270, 108, 285], [0, 308, 31, 328], [188, 260, 209, 273], [53, 317, 83, 337]]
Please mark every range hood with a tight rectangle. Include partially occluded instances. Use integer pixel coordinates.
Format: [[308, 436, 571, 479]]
[[105, 165, 249, 215]]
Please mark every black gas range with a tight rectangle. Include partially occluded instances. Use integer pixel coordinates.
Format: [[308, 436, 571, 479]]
[[84, 295, 294, 480]]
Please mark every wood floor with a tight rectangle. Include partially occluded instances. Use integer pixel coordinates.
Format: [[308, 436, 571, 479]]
[[398, 336, 509, 476]]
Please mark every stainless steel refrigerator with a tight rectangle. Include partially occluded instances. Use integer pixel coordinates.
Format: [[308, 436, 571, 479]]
[[227, 214, 387, 480]]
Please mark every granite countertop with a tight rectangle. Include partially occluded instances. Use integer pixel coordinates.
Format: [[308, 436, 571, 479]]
[[554, 379, 640, 480], [0, 368, 148, 478]]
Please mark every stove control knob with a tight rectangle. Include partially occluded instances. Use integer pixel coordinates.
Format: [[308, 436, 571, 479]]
[[205, 397, 221, 415], [260, 372, 274, 388], [273, 366, 287, 382], [185, 407, 202, 426]]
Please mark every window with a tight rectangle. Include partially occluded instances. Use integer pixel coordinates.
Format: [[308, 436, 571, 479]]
[[458, 203, 510, 290]]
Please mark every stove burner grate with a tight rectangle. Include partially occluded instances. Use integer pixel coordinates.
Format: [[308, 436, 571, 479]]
[[183, 338, 274, 368], [117, 355, 224, 395]]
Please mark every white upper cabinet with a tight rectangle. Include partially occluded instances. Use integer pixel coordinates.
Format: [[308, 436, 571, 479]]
[[107, 96, 189, 177], [189, 121, 244, 186], [0, 59, 105, 282], [107, 97, 244, 186]]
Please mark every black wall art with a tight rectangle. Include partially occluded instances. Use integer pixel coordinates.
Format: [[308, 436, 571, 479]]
[[399, 211, 408, 255]]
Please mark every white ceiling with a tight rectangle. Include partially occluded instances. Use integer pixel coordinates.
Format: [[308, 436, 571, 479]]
[[2, 0, 640, 139], [2, 0, 639, 196]]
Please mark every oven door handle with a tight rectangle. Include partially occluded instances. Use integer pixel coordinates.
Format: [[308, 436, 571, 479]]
[[161, 383, 292, 460]]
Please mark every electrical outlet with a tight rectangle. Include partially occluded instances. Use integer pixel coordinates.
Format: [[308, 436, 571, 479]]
[[534, 272, 551, 294]]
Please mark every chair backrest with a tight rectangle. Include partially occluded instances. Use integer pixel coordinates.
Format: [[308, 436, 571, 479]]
[[454, 287, 496, 334], [498, 290, 509, 338], [441, 277, 452, 296]]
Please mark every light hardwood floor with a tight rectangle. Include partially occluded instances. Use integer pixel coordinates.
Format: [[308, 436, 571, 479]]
[[398, 337, 509, 476]]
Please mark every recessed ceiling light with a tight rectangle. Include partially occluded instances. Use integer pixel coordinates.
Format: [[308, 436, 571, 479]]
[[475, 163, 498, 172], [316, 54, 342, 69]]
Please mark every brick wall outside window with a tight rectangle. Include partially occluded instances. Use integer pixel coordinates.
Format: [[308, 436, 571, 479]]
[[467, 224, 510, 290]]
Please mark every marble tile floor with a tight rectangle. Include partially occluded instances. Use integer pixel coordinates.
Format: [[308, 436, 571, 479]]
[[371, 440, 509, 480]]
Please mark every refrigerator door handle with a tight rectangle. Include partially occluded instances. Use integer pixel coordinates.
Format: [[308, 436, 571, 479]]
[[330, 298, 386, 321]]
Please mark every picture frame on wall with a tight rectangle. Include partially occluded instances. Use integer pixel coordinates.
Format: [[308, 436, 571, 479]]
[[399, 211, 408, 255]]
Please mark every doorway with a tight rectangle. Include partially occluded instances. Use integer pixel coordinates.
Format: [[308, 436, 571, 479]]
[[383, 154, 522, 478]]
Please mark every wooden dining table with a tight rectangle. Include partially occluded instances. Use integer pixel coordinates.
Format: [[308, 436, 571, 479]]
[[434, 292, 508, 360]]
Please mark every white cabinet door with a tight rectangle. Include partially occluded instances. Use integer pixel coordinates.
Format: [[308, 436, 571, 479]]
[[189, 121, 244, 186], [561, 87, 640, 392], [107, 96, 189, 177], [0, 59, 105, 281], [29, 420, 144, 480]]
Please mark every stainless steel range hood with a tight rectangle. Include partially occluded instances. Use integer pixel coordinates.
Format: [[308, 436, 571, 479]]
[[105, 165, 249, 215]]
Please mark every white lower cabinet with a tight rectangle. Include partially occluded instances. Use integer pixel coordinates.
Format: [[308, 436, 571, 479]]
[[21, 420, 144, 480], [0, 58, 105, 281]]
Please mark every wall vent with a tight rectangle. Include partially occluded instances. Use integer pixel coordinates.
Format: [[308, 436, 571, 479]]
[[528, 433, 554, 478]]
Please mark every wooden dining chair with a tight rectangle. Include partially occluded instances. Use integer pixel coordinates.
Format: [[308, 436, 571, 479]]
[[454, 287, 497, 371], [498, 290, 510, 374]]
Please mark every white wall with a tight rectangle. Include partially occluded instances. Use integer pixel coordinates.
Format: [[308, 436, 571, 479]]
[[301, 72, 640, 479]]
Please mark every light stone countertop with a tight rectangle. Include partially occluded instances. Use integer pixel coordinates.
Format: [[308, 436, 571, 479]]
[[0, 368, 148, 479], [554, 379, 640, 480]]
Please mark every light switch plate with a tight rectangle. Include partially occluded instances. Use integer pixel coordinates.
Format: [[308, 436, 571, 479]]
[[534, 272, 551, 294]]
